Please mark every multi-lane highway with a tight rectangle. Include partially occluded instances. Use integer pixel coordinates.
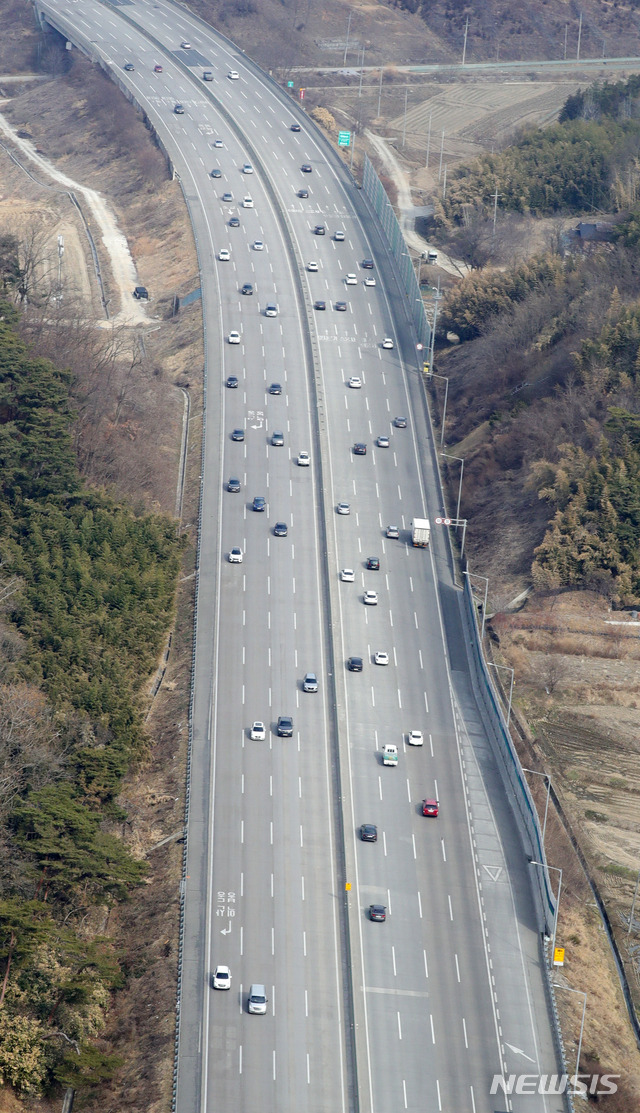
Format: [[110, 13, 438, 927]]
[[36, 4, 566, 1111]]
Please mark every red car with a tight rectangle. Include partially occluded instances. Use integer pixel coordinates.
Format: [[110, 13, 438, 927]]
[[422, 799, 439, 817], [154, 64, 163, 72]]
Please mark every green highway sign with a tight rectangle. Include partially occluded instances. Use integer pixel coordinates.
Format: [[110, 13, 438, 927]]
[[338, 130, 351, 147], [287, 80, 294, 88]]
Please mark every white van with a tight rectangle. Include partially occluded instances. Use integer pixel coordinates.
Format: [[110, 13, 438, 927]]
[[248, 984, 268, 1014]]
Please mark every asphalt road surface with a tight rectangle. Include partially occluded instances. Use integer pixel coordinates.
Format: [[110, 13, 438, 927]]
[[36, 4, 567, 1112]]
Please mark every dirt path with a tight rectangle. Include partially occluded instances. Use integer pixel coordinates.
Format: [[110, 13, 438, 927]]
[[364, 129, 468, 277], [0, 110, 149, 326]]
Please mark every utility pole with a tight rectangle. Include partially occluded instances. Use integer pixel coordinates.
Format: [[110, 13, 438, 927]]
[[350, 133, 355, 172], [462, 16, 469, 65], [442, 164, 447, 199], [438, 129, 445, 181], [377, 64, 383, 117], [492, 183, 499, 236], [577, 12, 582, 61], [343, 11, 352, 66], [425, 110, 432, 168], [358, 45, 366, 96], [402, 86, 408, 146], [563, 23, 568, 60]]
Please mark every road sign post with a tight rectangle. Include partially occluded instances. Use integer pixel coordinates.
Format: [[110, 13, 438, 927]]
[[338, 130, 351, 147]]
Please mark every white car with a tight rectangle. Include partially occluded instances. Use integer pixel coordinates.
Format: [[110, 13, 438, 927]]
[[218, 249, 230, 261], [250, 721, 266, 740], [214, 139, 224, 148], [364, 590, 378, 605], [408, 730, 424, 747], [337, 502, 350, 515], [228, 70, 240, 79], [307, 261, 318, 272], [298, 451, 310, 466], [374, 651, 389, 665], [364, 276, 376, 287], [381, 337, 394, 349], [228, 331, 240, 344], [242, 196, 254, 208], [377, 435, 390, 448], [340, 568, 355, 582], [348, 376, 362, 389], [180, 40, 192, 48], [212, 964, 231, 989], [228, 548, 243, 563], [253, 240, 264, 251], [242, 163, 254, 174], [386, 525, 400, 539], [334, 230, 345, 241], [345, 273, 357, 285]]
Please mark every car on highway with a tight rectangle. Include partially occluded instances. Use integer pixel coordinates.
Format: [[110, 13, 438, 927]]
[[271, 431, 284, 446], [265, 304, 278, 317], [123, 62, 134, 71], [340, 569, 355, 582], [337, 502, 350, 515], [298, 188, 309, 198], [214, 139, 224, 148], [253, 240, 264, 250], [301, 163, 312, 173], [394, 416, 407, 428], [252, 496, 266, 512], [314, 300, 326, 311], [222, 190, 233, 200], [348, 376, 362, 389], [212, 964, 231, 989], [334, 230, 345, 241], [154, 64, 163, 72], [366, 557, 380, 570], [314, 224, 325, 235], [374, 651, 389, 665], [381, 337, 394, 349], [364, 590, 378, 605], [231, 428, 244, 441], [229, 216, 240, 227], [228, 70, 240, 79], [362, 258, 374, 269], [347, 656, 363, 672], [268, 382, 282, 395], [241, 283, 253, 295], [242, 196, 254, 208], [364, 276, 376, 287], [360, 824, 378, 842], [386, 525, 400, 538], [180, 40, 192, 48], [298, 451, 310, 466], [335, 301, 347, 312], [307, 261, 318, 271], [250, 721, 266, 740], [210, 168, 222, 178], [422, 798, 439, 817], [290, 122, 301, 131], [228, 548, 243, 563], [274, 521, 288, 536], [248, 985, 267, 1014], [203, 71, 213, 81], [303, 672, 318, 692], [226, 376, 239, 388], [369, 904, 386, 922], [345, 273, 357, 285], [219, 248, 230, 261], [227, 477, 241, 492], [408, 730, 424, 746], [174, 104, 185, 114], [377, 435, 390, 448], [228, 330, 240, 344], [353, 443, 367, 455], [277, 716, 293, 737], [242, 163, 254, 174]]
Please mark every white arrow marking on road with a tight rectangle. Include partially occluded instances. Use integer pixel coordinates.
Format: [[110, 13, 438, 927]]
[[505, 1042, 536, 1062], [483, 865, 503, 882], [221, 925, 232, 935]]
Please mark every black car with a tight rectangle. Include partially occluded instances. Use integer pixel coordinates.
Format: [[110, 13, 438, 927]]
[[210, 168, 222, 178], [231, 429, 244, 441], [229, 216, 240, 227], [277, 715, 293, 737], [241, 283, 254, 295], [274, 522, 288, 537], [252, 496, 266, 511], [347, 657, 363, 672], [269, 383, 282, 395], [353, 443, 367, 455], [226, 376, 239, 388], [174, 104, 185, 115], [314, 300, 326, 311], [360, 824, 378, 842], [335, 301, 347, 312], [301, 163, 312, 173], [124, 62, 135, 71], [369, 904, 386, 922], [133, 286, 148, 300], [394, 416, 408, 428], [290, 122, 301, 132], [366, 557, 380, 570], [314, 225, 325, 235], [362, 258, 374, 269], [227, 477, 241, 492], [298, 188, 309, 198]]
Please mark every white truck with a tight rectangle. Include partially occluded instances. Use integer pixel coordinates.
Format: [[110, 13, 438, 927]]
[[382, 744, 398, 766], [411, 518, 431, 547]]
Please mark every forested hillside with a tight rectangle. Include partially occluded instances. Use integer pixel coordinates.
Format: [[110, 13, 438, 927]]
[[0, 301, 184, 1096]]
